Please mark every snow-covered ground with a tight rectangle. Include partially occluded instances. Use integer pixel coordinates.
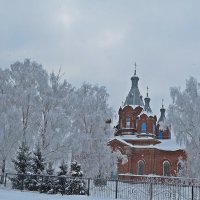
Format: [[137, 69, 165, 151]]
[[0, 187, 116, 200]]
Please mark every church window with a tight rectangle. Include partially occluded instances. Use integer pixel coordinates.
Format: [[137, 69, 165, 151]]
[[141, 122, 146, 133], [163, 161, 170, 176], [134, 118, 138, 129], [126, 117, 131, 128], [137, 160, 144, 175], [158, 131, 163, 139], [177, 161, 184, 176], [153, 124, 156, 134]]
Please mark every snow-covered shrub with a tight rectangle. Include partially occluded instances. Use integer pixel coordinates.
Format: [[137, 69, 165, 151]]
[[93, 177, 107, 187], [65, 161, 86, 195]]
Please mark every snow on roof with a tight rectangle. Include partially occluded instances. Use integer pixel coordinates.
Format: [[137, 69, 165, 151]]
[[133, 138, 185, 151], [121, 105, 155, 117], [109, 137, 134, 147], [115, 135, 155, 141], [139, 110, 155, 117], [122, 104, 142, 110], [110, 135, 185, 151]]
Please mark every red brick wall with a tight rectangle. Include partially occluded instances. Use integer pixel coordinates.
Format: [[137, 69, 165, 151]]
[[117, 147, 186, 177], [117, 106, 158, 136]]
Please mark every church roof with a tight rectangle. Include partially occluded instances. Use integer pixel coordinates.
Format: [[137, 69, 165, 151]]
[[109, 135, 185, 151]]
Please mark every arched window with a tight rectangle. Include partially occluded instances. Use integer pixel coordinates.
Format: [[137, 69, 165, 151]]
[[137, 160, 144, 175], [134, 118, 138, 129], [141, 122, 146, 133], [153, 124, 156, 134], [163, 161, 170, 176], [126, 117, 131, 128], [177, 161, 184, 176], [158, 131, 163, 139]]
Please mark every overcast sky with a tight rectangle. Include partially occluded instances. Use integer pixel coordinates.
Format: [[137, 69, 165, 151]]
[[0, 0, 200, 115]]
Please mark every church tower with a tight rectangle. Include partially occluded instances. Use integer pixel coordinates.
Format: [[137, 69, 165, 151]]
[[124, 63, 144, 106], [115, 64, 156, 138]]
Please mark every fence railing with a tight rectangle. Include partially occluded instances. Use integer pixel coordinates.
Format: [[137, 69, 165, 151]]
[[1, 173, 200, 200]]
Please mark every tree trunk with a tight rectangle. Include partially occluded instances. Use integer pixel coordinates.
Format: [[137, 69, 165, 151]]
[[1, 159, 5, 183]]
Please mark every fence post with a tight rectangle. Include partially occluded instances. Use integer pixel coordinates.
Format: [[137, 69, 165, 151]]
[[4, 173, 7, 187], [87, 178, 90, 196], [192, 186, 194, 200], [149, 183, 153, 200], [115, 180, 118, 199]]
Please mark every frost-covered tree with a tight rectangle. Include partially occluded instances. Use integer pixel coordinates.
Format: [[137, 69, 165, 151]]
[[11, 142, 32, 189], [168, 76, 200, 178], [0, 59, 116, 179], [0, 68, 21, 182], [38, 71, 74, 161], [65, 161, 86, 195], [9, 59, 49, 144], [8, 59, 73, 162], [68, 83, 117, 178]]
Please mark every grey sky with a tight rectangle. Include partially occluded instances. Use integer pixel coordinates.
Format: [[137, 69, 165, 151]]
[[1, 0, 200, 115]]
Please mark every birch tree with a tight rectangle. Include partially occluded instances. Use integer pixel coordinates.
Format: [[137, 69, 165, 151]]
[[68, 83, 117, 178], [9, 59, 48, 143], [0, 68, 21, 180], [38, 71, 74, 160], [168, 76, 200, 178]]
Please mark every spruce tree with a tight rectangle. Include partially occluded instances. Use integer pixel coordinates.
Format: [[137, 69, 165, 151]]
[[65, 161, 86, 195], [55, 160, 68, 194], [11, 142, 31, 190], [27, 145, 45, 191], [42, 161, 55, 193]]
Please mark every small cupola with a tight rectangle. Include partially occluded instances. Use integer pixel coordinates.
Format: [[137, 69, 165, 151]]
[[144, 86, 152, 113], [158, 99, 166, 123]]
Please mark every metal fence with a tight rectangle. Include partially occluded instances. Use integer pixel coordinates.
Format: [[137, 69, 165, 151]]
[[1, 173, 200, 200]]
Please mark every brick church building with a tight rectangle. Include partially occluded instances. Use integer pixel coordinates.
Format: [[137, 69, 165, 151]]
[[109, 67, 186, 179]]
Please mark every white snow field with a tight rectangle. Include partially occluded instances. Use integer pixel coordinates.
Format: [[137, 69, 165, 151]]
[[0, 187, 117, 200]]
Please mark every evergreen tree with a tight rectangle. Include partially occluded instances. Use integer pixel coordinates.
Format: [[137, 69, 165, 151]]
[[55, 160, 68, 194], [42, 162, 55, 193], [27, 145, 45, 191], [65, 161, 86, 195], [11, 142, 31, 190]]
